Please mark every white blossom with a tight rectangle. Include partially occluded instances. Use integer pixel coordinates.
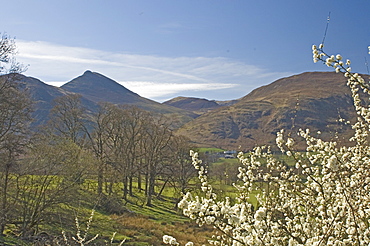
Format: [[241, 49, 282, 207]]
[[170, 44, 370, 246], [163, 235, 179, 245]]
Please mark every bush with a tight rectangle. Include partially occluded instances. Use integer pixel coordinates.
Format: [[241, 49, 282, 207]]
[[165, 45, 370, 245]]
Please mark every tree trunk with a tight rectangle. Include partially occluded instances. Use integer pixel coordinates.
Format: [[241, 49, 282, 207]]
[[0, 160, 11, 235], [145, 173, 149, 195], [97, 167, 103, 195], [156, 178, 169, 199], [129, 176, 133, 196], [137, 172, 142, 191], [123, 175, 128, 201], [146, 166, 155, 206]]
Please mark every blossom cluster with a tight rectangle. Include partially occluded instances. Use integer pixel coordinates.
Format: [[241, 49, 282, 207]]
[[163, 235, 180, 245], [163, 235, 194, 246], [165, 46, 370, 245], [312, 44, 352, 74]]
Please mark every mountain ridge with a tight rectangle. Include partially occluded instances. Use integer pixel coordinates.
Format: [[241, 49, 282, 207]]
[[61, 71, 197, 120], [14, 70, 358, 150], [14, 71, 197, 127], [163, 97, 239, 116], [176, 72, 356, 150]]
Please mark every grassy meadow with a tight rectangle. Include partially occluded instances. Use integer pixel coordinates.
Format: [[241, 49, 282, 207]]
[[0, 147, 275, 245]]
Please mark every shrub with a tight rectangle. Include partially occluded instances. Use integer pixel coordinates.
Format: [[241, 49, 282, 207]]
[[165, 45, 370, 245]]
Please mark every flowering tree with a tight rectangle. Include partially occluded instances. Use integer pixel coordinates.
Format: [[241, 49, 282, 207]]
[[164, 45, 370, 245]]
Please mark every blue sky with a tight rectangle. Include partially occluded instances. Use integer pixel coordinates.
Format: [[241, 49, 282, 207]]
[[3, 0, 370, 102]]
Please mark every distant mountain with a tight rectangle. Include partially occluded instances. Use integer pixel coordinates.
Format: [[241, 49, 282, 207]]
[[61, 71, 197, 125], [214, 99, 239, 107], [163, 96, 239, 116], [15, 71, 196, 128], [13, 71, 357, 149], [62, 71, 144, 105], [176, 72, 356, 150], [14, 74, 72, 125], [163, 96, 221, 115]]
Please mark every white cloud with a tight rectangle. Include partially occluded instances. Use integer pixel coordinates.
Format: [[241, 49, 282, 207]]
[[16, 40, 289, 101], [121, 81, 237, 99]]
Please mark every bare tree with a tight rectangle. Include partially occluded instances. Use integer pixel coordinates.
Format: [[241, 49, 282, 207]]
[[141, 115, 173, 206], [120, 106, 149, 199], [48, 94, 86, 145], [83, 103, 113, 195], [165, 135, 196, 197], [0, 33, 32, 235], [11, 134, 91, 236]]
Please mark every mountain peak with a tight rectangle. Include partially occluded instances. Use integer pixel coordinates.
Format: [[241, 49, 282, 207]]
[[76, 70, 120, 86], [61, 71, 140, 104], [83, 70, 94, 76]]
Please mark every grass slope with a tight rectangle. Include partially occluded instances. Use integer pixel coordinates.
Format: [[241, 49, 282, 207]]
[[176, 72, 356, 150], [0, 180, 213, 246]]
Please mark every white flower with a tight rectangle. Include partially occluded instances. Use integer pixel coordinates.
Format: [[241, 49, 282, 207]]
[[326, 155, 338, 171], [286, 138, 294, 148], [276, 130, 284, 147], [325, 57, 333, 67], [254, 207, 266, 221], [163, 235, 179, 245]]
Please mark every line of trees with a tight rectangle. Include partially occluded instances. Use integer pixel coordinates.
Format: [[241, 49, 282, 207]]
[[48, 95, 196, 205], [0, 34, 196, 237]]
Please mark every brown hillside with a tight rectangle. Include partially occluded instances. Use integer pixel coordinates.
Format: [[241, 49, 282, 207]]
[[163, 96, 239, 115], [163, 96, 221, 115], [176, 72, 356, 150]]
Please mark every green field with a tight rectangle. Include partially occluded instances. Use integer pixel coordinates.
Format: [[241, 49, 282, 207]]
[[0, 151, 266, 246]]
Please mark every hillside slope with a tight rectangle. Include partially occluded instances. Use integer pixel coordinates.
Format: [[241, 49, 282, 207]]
[[163, 97, 239, 116], [14, 74, 96, 126], [176, 72, 356, 150], [163, 96, 222, 115]]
